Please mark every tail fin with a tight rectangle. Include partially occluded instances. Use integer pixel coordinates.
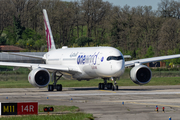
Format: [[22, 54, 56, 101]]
[[43, 9, 56, 51]]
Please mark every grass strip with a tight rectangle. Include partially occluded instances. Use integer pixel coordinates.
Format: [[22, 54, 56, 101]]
[[0, 77, 180, 88], [0, 105, 94, 120], [0, 113, 94, 120], [38, 105, 79, 112]]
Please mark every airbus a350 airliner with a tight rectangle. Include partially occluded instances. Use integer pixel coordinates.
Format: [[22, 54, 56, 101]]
[[1, 9, 180, 91]]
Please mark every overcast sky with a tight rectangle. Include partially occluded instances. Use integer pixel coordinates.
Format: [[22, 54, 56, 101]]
[[62, 0, 180, 10], [105, 0, 162, 10]]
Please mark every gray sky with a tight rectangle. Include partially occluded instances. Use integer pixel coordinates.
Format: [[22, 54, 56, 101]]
[[106, 0, 162, 10], [62, 0, 179, 10]]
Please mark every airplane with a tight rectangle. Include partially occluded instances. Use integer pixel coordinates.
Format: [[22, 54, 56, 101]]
[[1, 9, 180, 91]]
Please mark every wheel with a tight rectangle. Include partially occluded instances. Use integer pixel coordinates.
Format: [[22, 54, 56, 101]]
[[48, 85, 51, 91], [107, 83, 111, 90], [101, 83, 105, 90], [112, 85, 114, 91], [107, 83, 109, 89], [57, 84, 62, 91], [98, 83, 102, 89], [60, 84, 62, 91], [50, 85, 54, 91], [109, 83, 112, 89], [48, 85, 54, 91], [116, 85, 118, 90]]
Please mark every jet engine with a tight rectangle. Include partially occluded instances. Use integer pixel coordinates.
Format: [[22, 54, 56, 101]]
[[130, 65, 151, 85], [28, 68, 50, 88]]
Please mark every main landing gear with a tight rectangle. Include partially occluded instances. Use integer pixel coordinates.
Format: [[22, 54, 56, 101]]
[[48, 71, 63, 91], [98, 77, 118, 91]]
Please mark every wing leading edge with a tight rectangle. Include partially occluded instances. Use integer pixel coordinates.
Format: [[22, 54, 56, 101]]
[[2, 52, 45, 60], [0, 62, 81, 73], [125, 54, 180, 67]]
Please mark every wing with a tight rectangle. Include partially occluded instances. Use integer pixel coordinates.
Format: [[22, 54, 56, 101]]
[[125, 54, 180, 67], [2, 52, 46, 60], [0, 62, 81, 73], [124, 55, 131, 59]]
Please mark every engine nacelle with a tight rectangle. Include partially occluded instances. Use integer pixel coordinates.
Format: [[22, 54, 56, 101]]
[[130, 65, 151, 85], [28, 68, 50, 88]]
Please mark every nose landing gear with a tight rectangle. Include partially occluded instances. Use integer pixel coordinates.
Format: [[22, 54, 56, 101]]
[[111, 77, 118, 91]]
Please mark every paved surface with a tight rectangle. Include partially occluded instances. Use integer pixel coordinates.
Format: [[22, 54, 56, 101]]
[[0, 86, 180, 120]]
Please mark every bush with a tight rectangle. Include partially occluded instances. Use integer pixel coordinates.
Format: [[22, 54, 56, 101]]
[[0, 36, 7, 45], [22, 28, 41, 40], [76, 36, 93, 47], [151, 67, 180, 71]]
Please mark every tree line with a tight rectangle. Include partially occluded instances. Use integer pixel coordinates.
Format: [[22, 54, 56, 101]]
[[0, 0, 180, 63]]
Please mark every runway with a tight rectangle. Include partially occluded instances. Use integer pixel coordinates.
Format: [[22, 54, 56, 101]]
[[0, 85, 180, 120]]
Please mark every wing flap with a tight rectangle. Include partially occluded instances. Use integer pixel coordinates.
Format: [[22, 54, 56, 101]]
[[125, 54, 180, 67]]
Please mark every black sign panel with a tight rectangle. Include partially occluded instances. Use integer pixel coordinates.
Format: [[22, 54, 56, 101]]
[[1, 103, 17, 115]]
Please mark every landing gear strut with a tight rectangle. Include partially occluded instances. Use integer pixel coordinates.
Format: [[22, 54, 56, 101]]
[[111, 77, 118, 91], [48, 71, 63, 91]]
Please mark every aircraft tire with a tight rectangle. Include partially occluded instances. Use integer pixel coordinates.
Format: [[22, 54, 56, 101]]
[[107, 83, 111, 89], [48, 85, 54, 91], [116, 85, 118, 90], [107, 83, 109, 89], [57, 84, 62, 91], [112, 85, 114, 91], [101, 83, 105, 90], [98, 83, 102, 89], [109, 83, 113, 89]]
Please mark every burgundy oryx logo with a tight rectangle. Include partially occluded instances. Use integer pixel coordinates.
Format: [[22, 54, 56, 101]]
[[44, 15, 52, 50]]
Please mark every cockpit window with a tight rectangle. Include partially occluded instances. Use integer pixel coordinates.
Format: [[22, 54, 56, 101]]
[[107, 56, 123, 61]]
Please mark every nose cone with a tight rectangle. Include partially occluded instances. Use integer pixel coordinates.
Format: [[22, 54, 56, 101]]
[[112, 61, 125, 76]]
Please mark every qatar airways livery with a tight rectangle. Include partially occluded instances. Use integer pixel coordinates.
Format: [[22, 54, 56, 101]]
[[1, 9, 180, 91]]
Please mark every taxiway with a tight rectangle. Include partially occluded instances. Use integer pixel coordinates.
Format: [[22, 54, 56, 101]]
[[0, 86, 180, 120]]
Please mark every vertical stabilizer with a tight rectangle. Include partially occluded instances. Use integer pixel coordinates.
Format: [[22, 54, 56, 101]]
[[43, 9, 56, 51]]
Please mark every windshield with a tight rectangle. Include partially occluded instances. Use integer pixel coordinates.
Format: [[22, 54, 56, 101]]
[[107, 56, 123, 61]]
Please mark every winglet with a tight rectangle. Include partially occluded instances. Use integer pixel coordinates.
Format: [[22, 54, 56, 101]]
[[43, 9, 56, 51]]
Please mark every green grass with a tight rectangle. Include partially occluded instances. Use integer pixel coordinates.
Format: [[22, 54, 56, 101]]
[[145, 77, 180, 86], [118, 77, 180, 86], [0, 76, 180, 88], [0, 113, 94, 120], [0, 105, 94, 120], [0, 75, 32, 88], [55, 77, 180, 87], [1, 69, 180, 88]]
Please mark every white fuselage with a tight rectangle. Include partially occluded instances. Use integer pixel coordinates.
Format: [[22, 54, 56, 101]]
[[44, 47, 125, 80]]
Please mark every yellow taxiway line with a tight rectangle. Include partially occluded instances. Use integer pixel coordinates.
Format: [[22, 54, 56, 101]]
[[100, 90, 116, 93]]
